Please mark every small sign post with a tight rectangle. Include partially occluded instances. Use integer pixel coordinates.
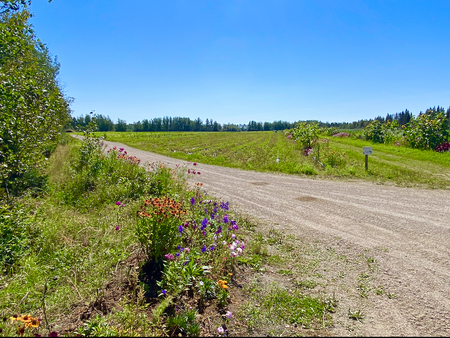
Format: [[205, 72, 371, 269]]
[[362, 147, 373, 170]]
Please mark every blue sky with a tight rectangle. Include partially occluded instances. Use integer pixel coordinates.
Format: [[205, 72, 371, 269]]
[[30, 0, 450, 125]]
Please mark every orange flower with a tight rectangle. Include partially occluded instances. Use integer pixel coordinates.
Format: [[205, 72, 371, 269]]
[[26, 318, 40, 328], [218, 280, 228, 289]]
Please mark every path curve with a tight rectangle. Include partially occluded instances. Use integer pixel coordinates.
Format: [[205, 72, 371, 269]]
[[74, 135, 450, 336]]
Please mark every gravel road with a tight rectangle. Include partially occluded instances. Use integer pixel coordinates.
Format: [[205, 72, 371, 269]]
[[75, 135, 450, 336]]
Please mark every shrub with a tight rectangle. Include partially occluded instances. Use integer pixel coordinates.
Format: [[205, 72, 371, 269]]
[[290, 122, 320, 148], [403, 113, 448, 150]]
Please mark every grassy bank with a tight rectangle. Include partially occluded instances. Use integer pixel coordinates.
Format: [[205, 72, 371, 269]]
[[96, 131, 450, 189], [0, 134, 338, 337]]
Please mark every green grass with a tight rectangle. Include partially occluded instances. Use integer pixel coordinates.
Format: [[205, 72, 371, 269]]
[[96, 131, 450, 188]]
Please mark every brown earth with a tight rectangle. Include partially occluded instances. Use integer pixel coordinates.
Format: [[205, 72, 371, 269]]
[[74, 136, 450, 336]]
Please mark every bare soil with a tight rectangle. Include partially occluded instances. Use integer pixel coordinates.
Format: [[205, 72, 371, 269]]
[[79, 136, 450, 336]]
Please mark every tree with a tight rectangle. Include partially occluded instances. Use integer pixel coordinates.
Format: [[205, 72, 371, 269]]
[[116, 119, 127, 132], [0, 7, 71, 198]]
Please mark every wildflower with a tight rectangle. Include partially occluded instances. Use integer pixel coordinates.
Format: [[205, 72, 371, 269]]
[[228, 273, 233, 276], [231, 233, 236, 239], [188, 169, 191, 174], [225, 311, 233, 319], [210, 246, 215, 251], [199, 281, 204, 286], [218, 326, 224, 334], [218, 280, 228, 289], [220, 202, 229, 210], [119, 148, 124, 152], [197, 172, 201, 174], [215, 225, 222, 234], [193, 162, 197, 166], [49, 332, 59, 337], [185, 247, 190, 253], [33, 334, 41, 337], [113, 146, 116, 150], [236, 248, 243, 254], [176, 253, 180, 257], [223, 214, 229, 224], [230, 252, 237, 257], [213, 206, 218, 214], [190, 197, 195, 205], [17, 325, 25, 336], [165, 254, 174, 260], [202, 217, 208, 228], [161, 289, 167, 295], [201, 245, 207, 253], [179, 247, 184, 252], [178, 225, 183, 234], [27, 318, 40, 328], [202, 231, 206, 236], [115, 226, 120, 231], [223, 240, 227, 245]]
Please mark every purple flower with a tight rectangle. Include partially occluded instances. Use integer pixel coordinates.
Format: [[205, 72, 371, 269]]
[[215, 225, 222, 234], [115, 226, 120, 231], [119, 148, 124, 152], [161, 289, 167, 295], [204, 208, 208, 214], [223, 214, 229, 224], [190, 197, 195, 205], [197, 172, 201, 175], [225, 311, 233, 319], [115, 201, 122, 206], [165, 254, 174, 260], [210, 246, 215, 251], [202, 231, 206, 236], [178, 225, 183, 234], [220, 202, 229, 210], [202, 217, 208, 228], [201, 245, 207, 253], [49, 332, 59, 338], [193, 162, 197, 166], [211, 213, 215, 219], [179, 247, 184, 252], [176, 253, 180, 257], [213, 206, 218, 214], [231, 220, 238, 230], [218, 327, 224, 334], [188, 169, 191, 174]]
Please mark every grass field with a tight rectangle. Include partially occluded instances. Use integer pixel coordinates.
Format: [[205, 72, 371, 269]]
[[96, 131, 450, 189]]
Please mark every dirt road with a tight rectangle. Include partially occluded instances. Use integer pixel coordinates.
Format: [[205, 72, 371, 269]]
[[80, 136, 450, 336]]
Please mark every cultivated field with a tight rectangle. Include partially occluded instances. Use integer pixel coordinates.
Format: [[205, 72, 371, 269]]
[[97, 131, 450, 189]]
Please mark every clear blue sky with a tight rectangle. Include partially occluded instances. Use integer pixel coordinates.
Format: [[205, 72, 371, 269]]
[[30, 0, 450, 125]]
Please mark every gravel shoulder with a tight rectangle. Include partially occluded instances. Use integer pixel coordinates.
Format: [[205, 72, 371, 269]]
[[77, 135, 450, 336]]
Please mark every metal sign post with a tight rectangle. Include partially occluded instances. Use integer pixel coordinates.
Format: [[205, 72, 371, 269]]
[[362, 147, 373, 171]]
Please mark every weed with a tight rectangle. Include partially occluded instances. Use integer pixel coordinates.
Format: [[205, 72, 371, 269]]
[[348, 309, 364, 322]]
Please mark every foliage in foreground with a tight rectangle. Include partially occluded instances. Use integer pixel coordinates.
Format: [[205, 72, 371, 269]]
[[0, 6, 70, 200]]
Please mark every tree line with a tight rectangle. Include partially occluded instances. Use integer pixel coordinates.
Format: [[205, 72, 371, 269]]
[[69, 106, 450, 133]]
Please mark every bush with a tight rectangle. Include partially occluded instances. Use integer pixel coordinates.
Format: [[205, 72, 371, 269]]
[[290, 122, 320, 148], [403, 113, 448, 150]]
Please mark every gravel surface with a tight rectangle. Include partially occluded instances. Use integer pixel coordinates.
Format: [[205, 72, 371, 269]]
[[75, 135, 450, 336]]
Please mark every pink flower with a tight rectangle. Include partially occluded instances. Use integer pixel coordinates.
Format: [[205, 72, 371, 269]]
[[217, 327, 224, 334], [185, 247, 190, 253], [225, 311, 232, 319], [115, 226, 120, 231], [197, 172, 201, 175], [193, 162, 197, 166]]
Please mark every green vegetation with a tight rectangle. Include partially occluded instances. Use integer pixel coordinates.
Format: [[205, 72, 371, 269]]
[[98, 130, 450, 188], [0, 131, 336, 337], [0, 1, 71, 201]]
